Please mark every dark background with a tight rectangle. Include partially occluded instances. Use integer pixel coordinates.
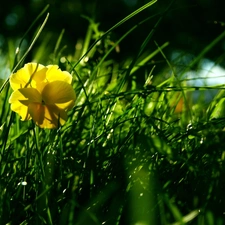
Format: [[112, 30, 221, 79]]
[[0, 0, 225, 67]]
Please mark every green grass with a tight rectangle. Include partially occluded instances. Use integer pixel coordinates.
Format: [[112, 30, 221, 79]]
[[1, 1, 225, 224]]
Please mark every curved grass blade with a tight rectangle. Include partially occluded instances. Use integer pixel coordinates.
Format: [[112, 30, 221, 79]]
[[0, 12, 50, 94], [70, 0, 158, 71]]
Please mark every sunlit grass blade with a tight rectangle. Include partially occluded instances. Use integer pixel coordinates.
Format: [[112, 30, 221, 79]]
[[13, 4, 50, 67], [0, 12, 49, 94], [53, 29, 65, 62], [71, 0, 158, 69], [130, 42, 169, 75]]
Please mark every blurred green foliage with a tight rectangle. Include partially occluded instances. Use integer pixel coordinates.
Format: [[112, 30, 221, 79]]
[[1, 0, 225, 66]]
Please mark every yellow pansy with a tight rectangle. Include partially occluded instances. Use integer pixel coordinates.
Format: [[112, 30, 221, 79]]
[[9, 63, 76, 129]]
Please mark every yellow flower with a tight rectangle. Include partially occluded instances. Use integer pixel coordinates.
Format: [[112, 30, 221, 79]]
[[9, 63, 76, 129]]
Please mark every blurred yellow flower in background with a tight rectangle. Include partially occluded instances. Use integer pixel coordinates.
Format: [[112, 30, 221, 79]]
[[9, 63, 76, 129]]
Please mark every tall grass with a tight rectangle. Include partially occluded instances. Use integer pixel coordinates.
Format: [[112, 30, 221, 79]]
[[1, 1, 225, 224]]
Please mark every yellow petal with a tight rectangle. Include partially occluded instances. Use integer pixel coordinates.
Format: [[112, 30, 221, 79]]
[[10, 63, 46, 91], [18, 88, 42, 103], [28, 103, 67, 129], [10, 68, 30, 91], [55, 100, 75, 110], [46, 65, 72, 84], [29, 64, 47, 83], [9, 90, 31, 120], [42, 81, 76, 110], [9, 88, 42, 120]]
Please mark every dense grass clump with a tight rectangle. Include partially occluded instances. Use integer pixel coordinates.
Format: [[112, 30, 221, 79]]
[[1, 1, 225, 224]]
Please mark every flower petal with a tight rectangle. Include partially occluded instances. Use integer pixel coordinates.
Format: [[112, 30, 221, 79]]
[[17, 88, 42, 103], [55, 100, 75, 110], [9, 90, 31, 120], [42, 81, 76, 110], [10, 63, 47, 91], [28, 103, 67, 129], [9, 63, 75, 128], [46, 65, 72, 84]]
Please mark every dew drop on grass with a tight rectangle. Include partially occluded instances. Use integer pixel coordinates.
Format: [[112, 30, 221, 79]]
[[18, 181, 27, 186], [186, 123, 193, 131], [60, 57, 66, 63], [200, 137, 204, 144]]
